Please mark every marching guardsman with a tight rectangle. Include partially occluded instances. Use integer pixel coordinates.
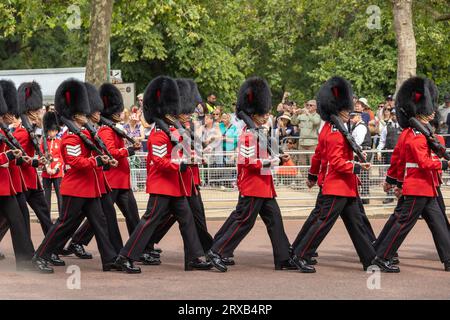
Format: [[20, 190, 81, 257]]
[[290, 76, 396, 273], [145, 79, 214, 259], [61, 82, 121, 259], [0, 80, 32, 239], [206, 77, 297, 273], [0, 84, 49, 272], [32, 79, 118, 273], [63, 83, 158, 264], [374, 77, 450, 272], [41, 111, 64, 215], [114, 76, 215, 273]]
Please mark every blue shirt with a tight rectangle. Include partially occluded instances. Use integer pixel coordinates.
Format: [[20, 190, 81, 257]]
[[219, 122, 238, 151]]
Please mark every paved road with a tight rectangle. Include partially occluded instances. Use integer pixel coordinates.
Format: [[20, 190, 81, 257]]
[[0, 219, 449, 299]]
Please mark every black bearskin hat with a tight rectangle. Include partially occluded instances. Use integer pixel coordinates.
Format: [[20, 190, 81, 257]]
[[0, 80, 18, 116], [425, 78, 440, 130], [18, 81, 43, 115], [143, 76, 180, 123], [54, 79, 90, 119], [99, 83, 124, 119], [84, 82, 104, 115], [395, 77, 434, 129], [236, 77, 272, 117], [316, 76, 354, 122], [0, 86, 7, 116], [186, 79, 202, 113], [43, 111, 60, 133], [176, 79, 194, 115]]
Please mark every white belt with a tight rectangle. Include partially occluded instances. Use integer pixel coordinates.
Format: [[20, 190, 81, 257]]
[[405, 162, 418, 168]]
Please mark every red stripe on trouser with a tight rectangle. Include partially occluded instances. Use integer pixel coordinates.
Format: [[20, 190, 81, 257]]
[[218, 198, 254, 255], [300, 197, 336, 258], [127, 196, 158, 257], [39, 197, 72, 256], [383, 197, 416, 259]]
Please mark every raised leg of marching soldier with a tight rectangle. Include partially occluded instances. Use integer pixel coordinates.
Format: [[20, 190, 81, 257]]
[[110, 188, 140, 235], [437, 187, 450, 231], [292, 196, 376, 270], [149, 186, 213, 253], [0, 195, 42, 271], [357, 197, 376, 242], [34, 196, 118, 272], [25, 189, 53, 234], [66, 192, 123, 256], [0, 191, 31, 241], [376, 197, 450, 270], [116, 195, 208, 273], [209, 196, 292, 270]]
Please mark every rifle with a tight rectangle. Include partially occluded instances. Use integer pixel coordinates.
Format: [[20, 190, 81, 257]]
[[329, 114, 367, 163], [59, 116, 104, 156], [237, 111, 283, 158], [0, 131, 20, 151], [20, 114, 45, 158], [99, 116, 136, 144], [153, 117, 192, 159], [0, 122, 27, 155], [85, 121, 114, 159], [408, 116, 450, 161]]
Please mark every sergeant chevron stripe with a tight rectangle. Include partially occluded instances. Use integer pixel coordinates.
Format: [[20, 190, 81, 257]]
[[66, 144, 81, 157], [152, 144, 168, 158], [239, 145, 256, 158]]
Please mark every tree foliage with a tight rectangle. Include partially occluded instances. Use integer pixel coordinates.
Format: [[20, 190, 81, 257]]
[[0, 0, 448, 109]]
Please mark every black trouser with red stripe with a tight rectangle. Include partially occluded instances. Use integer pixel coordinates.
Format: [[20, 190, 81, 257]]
[[374, 196, 404, 250], [70, 189, 140, 251], [437, 188, 450, 231], [0, 192, 32, 241], [293, 195, 376, 266], [210, 195, 291, 264], [149, 186, 213, 252], [0, 196, 35, 264], [35, 195, 117, 264], [43, 177, 62, 215], [69, 192, 123, 253], [120, 194, 204, 262], [25, 189, 53, 234], [376, 196, 450, 262]]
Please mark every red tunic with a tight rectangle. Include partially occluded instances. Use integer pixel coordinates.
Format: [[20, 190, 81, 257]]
[[402, 129, 446, 197], [40, 137, 64, 179], [14, 126, 41, 190], [0, 131, 17, 196], [308, 122, 331, 188], [98, 126, 132, 190], [146, 127, 187, 197], [236, 128, 276, 198], [321, 123, 361, 197], [60, 130, 103, 198]]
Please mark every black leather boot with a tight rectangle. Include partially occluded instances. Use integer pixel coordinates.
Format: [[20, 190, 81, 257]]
[[63, 242, 93, 259], [31, 256, 54, 274], [221, 257, 235, 266], [114, 255, 141, 274], [206, 250, 227, 272], [185, 258, 213, 271], [289, 255, 316, 273], [139, 253, 161, 265], [371, 257, 400, 273]]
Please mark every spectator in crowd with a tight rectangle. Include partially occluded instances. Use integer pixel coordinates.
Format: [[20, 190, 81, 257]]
[[274, 112, 293, 143], [219, 113, 239, 188], [283, 137, 300, 164], [202, 114, 222, 186], [123, 106, 145, 191], [137, 93, 144, 110], [377, 106, 392, 137], [202, 93, 218, 114], [212, 107, 222, 123], [438, 93, 450, 135], [276, 137, 299, 187], [290, 100, 321, 165], [349, 110, 372, 204], [377, 109, 401, 204], [355, 98, 371, 124], [385, 94, 395, 110]]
